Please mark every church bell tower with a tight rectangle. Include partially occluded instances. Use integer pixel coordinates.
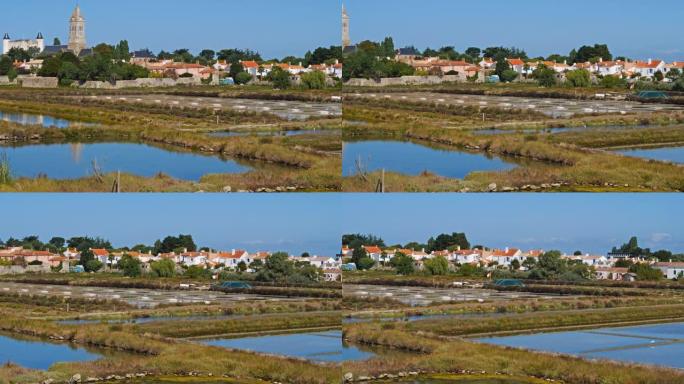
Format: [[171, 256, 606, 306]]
[[342, 4, 351, 48], [68, 5, 86, 55]]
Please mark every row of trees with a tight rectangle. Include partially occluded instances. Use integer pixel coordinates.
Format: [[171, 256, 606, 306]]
[[152, 45, 342, 68], [36, 42, 149, 85], [342, 38, 415, 81], [398, 44, 612, 66]]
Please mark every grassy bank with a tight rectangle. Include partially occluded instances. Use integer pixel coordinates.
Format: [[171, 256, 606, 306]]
[[402, 304, 684, 337], [131, 312, 341, 338], [343, 327, 684, 384], [0, 300, 340, 384]]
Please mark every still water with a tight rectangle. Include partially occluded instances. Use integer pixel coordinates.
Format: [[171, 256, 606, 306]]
[[478, 322, 684, 369], [201, 330, 370, 362], [1, 142, 252, 180], [343, 140, 518, 178], [0, 110, 97, 128], [0, 333, 105, 370], [615, 146, 684, 164]]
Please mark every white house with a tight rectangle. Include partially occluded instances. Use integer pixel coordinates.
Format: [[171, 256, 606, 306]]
[[633, 59, 666, 78], [362, 246, 383, 262], [91, 248, 111, 265], [304, 256, 339, 269], [487, 248, 524, 267], [449, 249, 481, 264], [654, 262, 684, 280], [596, 59, 625, 76]]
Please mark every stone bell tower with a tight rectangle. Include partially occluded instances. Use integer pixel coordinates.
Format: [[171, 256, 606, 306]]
[[342, 4, 351, 48], [68, 5, 86, 55]]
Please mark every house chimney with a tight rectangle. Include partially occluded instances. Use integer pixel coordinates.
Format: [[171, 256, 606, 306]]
[[599, 57, 603, 63], [648, 58, 652, 65]]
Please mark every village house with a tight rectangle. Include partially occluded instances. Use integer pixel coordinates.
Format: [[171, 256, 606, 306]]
[[449, 249, 481, 265], [302, 256, 339, 269], [340, 246, 352, 259], [654, 262, 684, 280], [595, 267, 631, 281], [362, 245, 383, 262], [633, 59, 666, 78], [506, 58, 526, 74], [487, 248, 524, 267], [91, 248, 111, 265]]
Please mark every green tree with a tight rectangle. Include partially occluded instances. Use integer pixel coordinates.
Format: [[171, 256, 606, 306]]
[[114, 40, 131, 61], [380, 36, 395, 57], [150, 259, 176, 277], [465, 47, 481, 59], [427, 233, 470, 252], [53, 37, 61, 45], [500, 69, 518, 83], [666, 68, 680, 80], [390, 252, 414, 275], [6, 48, 31, 62], [424, 256, 449, 276], [119, 254, 142, 277], [566, 69, 591, 87], [153, 235, 196, 254], [357, 257, 375, 270], [300, 70, 326, 89], [38, 56, 62, 77], [630, 264, 662, 281], [573, 44, 612, 63], [533, 64, 557, 87], [85, 259, 103, 273], [49, 237, 66, 249], [237, 261, 247, 272], [600, 75, 626, 88], [234, 71, 252, 85], [199, 49, 216, 61], [342, 234, 385, 250], [268, 66, 291, 89], [351, 246, 368, 268], [228, 62, 244, 79], [256, 252, 294, 282], [0, 56, 13, 76], [185, 265, 210, 279], [654, 70, 664, 82], [79, 249, 95, 269]]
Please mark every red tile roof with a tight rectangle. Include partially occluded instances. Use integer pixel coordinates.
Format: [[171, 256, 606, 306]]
[[363, 246, 382, 254], [91, 248, 109, 256]]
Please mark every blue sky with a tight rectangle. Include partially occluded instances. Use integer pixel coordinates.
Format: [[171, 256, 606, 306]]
[[341, 194, 684, 254], [1, 194, 680, 257], [2, 0, 340, 59], [346, 0, 683, 61], [0, 194, 343, 256]]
